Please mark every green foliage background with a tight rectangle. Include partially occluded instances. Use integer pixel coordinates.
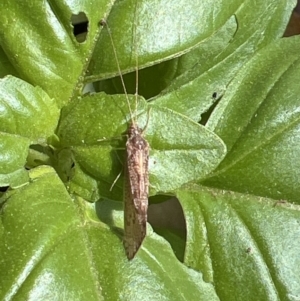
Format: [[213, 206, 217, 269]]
[[0, 0, 300, 300]]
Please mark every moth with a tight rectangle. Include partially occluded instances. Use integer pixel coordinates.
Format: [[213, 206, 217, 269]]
[[124, 123, 149, 259], [100, 16, 150, 259]]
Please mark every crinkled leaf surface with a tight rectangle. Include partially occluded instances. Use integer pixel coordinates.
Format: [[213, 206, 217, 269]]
[[203, 37, 300, 203], [92, 0, 296, 121], [153, 0, 296, 121], [151, 15, 237, 119], [0, 166, 219, 301], [0, 76, 59, 141], [89, 0, 239, 79], [0, 0, 115, 106], [176, 184, 300, 301], [57, 93, 226, 200], [0, 0, 299, 300], [0, 132, 29, 187], [0, 76, 59, 187]]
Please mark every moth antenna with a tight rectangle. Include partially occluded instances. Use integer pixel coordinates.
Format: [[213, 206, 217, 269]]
[[133, 1, 139, 123], [101, 19, 135, 123]]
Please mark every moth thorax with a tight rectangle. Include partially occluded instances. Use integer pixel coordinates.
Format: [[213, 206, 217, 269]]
[[128, 123, 142, 137]]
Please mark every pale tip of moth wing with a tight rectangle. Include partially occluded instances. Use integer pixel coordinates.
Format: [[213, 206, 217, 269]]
[[124, 239, 144, 260]]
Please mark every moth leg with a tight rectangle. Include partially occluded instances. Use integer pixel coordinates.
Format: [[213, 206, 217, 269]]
[[97, 140, 125, 192], [110, 169, 123, 191], [97, 134, 126, 143]]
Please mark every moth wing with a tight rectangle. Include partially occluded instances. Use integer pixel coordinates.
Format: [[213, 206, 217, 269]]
[[123, 161, 147, 260]]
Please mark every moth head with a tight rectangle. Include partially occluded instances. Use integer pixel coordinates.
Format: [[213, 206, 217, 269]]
[[128, 123, 143, 137]]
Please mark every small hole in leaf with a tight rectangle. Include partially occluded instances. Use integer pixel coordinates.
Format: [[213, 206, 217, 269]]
[[71, 12, 88, 43], [246, 247, 252, 254]]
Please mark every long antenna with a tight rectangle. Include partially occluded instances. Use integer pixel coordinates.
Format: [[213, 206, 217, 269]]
[[100, 19, 135, 123], [133, 1, 139, 122]]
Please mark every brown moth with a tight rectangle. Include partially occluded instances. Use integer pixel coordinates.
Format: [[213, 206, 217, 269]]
[[124, 123, 149, 259], [100, 14, 149, 259]]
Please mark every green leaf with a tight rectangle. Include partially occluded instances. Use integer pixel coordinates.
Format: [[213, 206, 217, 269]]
[[152, 15, 237, 119], [147, 105, 226, 193], [57, 93, 226, 200], [89, 0, 238, 79], [203, 36, 300, 202], [0, 1, 115, 106], [91, 0, 296, 122], [0, 47, 19, 78], [0, 166, 219, 301], [0, 132, 29, 187], [1, 0, 298, 299], [177, 184, 300, 301], [0, 76, 59, 187], [151, 0, 296, 120], [0, 76, 59, 141]]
